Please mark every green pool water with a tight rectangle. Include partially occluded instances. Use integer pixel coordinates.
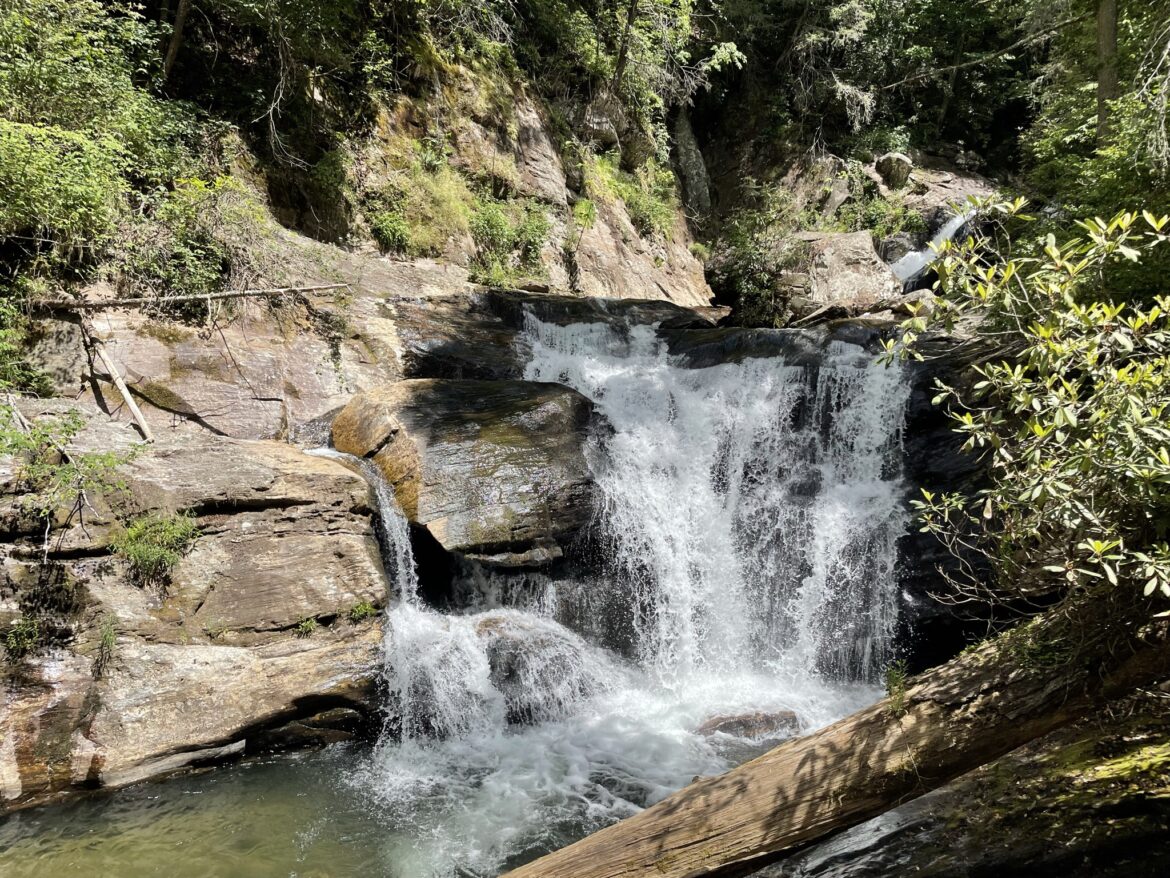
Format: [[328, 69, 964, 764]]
[[0, 747, 401, 878]]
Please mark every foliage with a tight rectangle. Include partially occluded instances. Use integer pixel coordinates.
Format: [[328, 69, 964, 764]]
[[587, 153, 677, 238], [348, 600, 378, 623], [469, 200, 550, 284], [93, 615, 117, 678], [889, 198, 1170, 612], [706, 184, 808, 327], [370, 210, 410, 253], [3, 617, 41, 660], [0, 408, 132, 528], [885, 659, 909, 716], [0, 121, 123, 247], [113, 512, 201, 589], [296, 617, 319, 637], [111, 177, 278, 307]]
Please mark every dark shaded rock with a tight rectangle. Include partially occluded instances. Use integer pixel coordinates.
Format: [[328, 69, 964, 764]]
[[752, 697, 1170, 878]]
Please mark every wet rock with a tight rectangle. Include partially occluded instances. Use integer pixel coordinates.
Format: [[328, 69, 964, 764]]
[[876, 152, 913, 189], [332, 379, 598, 566], [697, 710, 800, 739], [673, 110, 712, 215], [474, 610, 610, 724]]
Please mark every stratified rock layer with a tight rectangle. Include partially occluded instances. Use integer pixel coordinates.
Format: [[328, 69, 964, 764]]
[[332, 379, 597, 566]]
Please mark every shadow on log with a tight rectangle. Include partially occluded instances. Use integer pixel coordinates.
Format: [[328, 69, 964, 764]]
[[503, 603, 1170, 878]]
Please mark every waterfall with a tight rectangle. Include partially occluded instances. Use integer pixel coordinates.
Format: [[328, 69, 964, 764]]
[[891, 209, 974, 284], [523, 316, 910, 683], [332, 312, 912, 877]]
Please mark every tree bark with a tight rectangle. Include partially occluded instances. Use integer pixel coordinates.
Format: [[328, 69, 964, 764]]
[[611, 0, 640, 92], [1097, 0, 1120, 141], [81, 318, 155, 443], [162, 0, 192, 82], [503, 611, 1170, 878]]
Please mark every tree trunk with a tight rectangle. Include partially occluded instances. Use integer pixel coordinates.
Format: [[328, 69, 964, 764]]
[[611, 0, 639, 92], [503, 609, 1170, 878], [1096, 0, 1120, 142], [162, 0, 191, 82]]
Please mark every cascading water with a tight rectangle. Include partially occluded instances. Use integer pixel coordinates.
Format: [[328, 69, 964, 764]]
[[891, 209, 975, 284], [346, 312, 912, 877]]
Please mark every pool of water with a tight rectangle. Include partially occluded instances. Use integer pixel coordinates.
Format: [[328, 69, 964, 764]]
[[0, 670, 874, 878], [0, 748, 388, 878]]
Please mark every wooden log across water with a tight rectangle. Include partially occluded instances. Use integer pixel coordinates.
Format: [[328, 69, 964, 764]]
[[503, 613, 1170, 878]]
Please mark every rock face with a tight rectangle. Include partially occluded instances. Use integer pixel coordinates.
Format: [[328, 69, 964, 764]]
[[673, 111, 712, 215], [0, 401, 387, 810], [793, 231, 903, 316], [332, 379, 598, 566], [574, 197, 712, 307]]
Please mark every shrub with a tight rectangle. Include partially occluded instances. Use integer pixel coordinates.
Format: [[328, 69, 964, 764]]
[[113, 511, 200, 588], [513, 206, 550, 267], [296, 617, 319, 638], [370, 211, 410, 252], [4, 617, 41, 660], [471, 201, 514, 258], [348, 601, 378, 623], [891, 199, 1170, 613], [0, 120, 123, 245], [110, 177, 279, 309], [0, 407, 133, 527], [587, 153, 677, 239], [469, 199, 550, 284]]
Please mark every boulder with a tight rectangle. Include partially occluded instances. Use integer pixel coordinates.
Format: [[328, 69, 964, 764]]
[[875, 152, 913, 189], [696, 710, 800, 739], [474, 610, 612, 724], [332, 380, 598, 565], [796, 231, 903, 316]]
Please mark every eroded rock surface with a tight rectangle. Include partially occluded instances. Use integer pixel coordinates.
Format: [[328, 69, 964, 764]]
[[332, 379, 598, 566], [0, 401, 387, 810]]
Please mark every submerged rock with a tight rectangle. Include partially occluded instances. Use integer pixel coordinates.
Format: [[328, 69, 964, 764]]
[[332, 379, 598, 567], [697, 710, 800, 739]]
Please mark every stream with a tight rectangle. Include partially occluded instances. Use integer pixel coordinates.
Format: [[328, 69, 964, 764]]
[[0, 311, 912, 877]]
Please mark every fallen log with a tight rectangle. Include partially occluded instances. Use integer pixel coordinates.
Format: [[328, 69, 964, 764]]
[[80, 317, 155, 443], [503, 609, 1170, 878], [30, 283, 349, 311]]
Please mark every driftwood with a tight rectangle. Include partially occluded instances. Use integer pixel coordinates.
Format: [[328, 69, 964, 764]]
[[80, 317, 155, 443], [504, 613, 1170, 878], [31, 283, 349, 311]]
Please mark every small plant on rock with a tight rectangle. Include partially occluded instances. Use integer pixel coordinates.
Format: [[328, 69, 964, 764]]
[[113, 511, 200, 589], [296, 617, 319, 638], [885, 659, 910, 717], [348, 601, 378, 624], [92, 615, 116, 678], [370, 210, 410, 253], [4, 617, 41, 660]]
